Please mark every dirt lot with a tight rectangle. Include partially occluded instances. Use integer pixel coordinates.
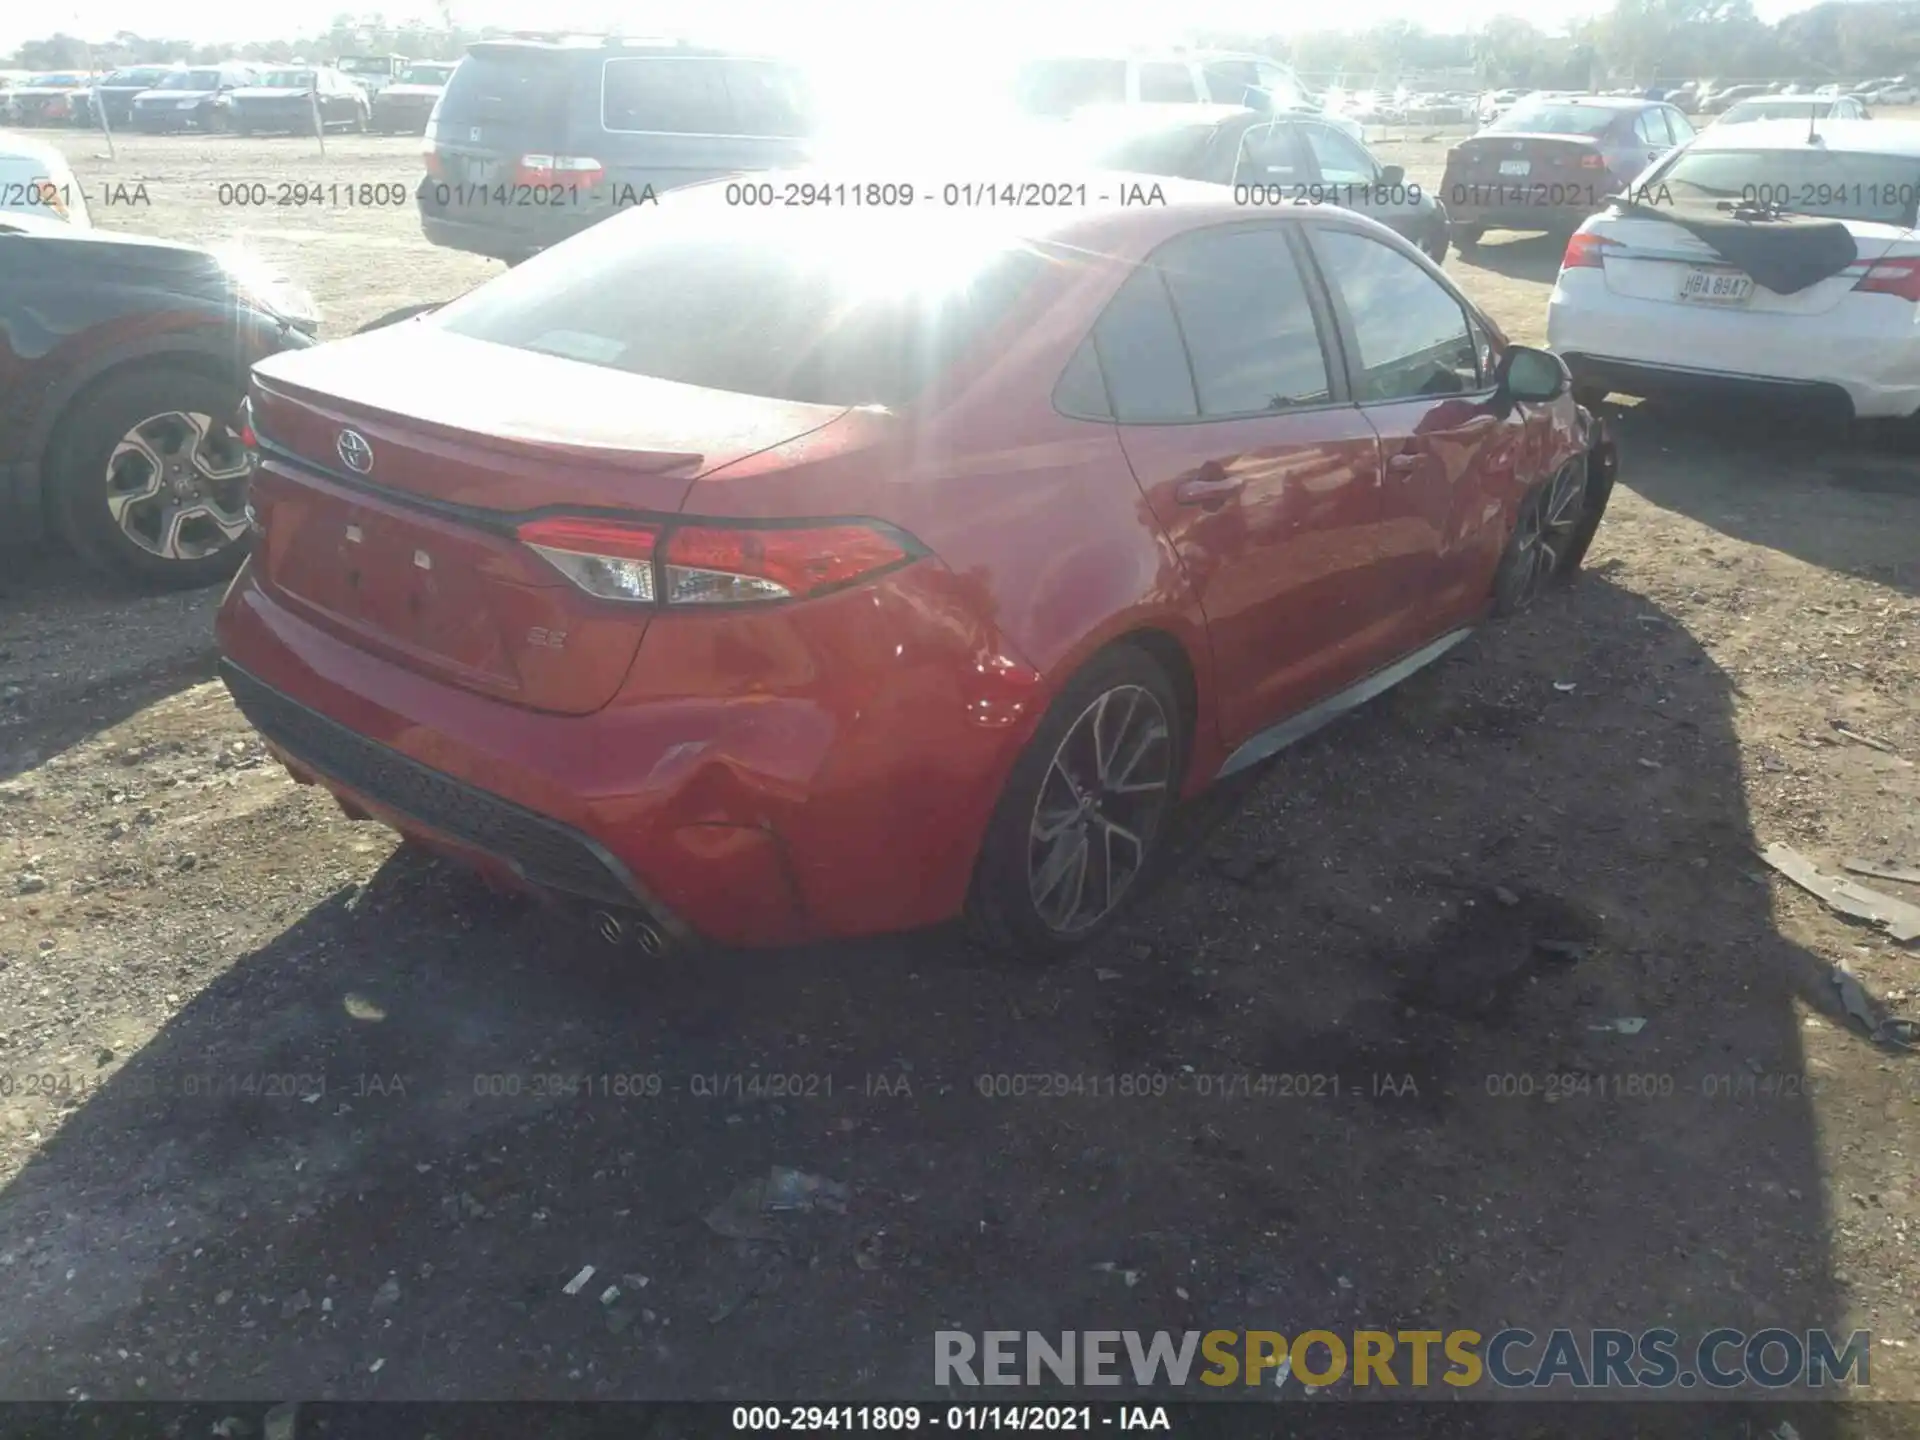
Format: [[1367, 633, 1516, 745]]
[[1, 127, 1918, 1425]]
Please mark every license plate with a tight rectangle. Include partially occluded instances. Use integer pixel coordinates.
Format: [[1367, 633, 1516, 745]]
[[1678, 267, 1753, 304], [1499, 159, 1531, 176], [464, 159, 496, 184]]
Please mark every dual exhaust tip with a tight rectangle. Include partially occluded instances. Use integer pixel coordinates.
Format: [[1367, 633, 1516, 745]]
[[590, 907, 667, 956]]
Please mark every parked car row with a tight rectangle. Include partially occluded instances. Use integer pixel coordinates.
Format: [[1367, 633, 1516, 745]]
[[1, 56, 455, 132]]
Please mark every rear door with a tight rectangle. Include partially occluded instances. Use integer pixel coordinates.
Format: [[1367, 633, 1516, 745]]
[[1092, 223, 1391, 741], [1306, 223, 1528, 635], [425, 42, 574, 248], [1296, 120, 1425, 238]]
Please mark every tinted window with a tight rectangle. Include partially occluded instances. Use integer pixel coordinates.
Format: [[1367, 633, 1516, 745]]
[[1634, 109, 1670, 144], [1666, 107, 1695, 140], [436, 205, 1052, 408], [1139, 62, 1198, 103], [1301, 124, 1375, 184], [1313, 229, 1479, 402], [1159, 227, 1331, 416], [158, 70, 223, 90], [603, 57, 731, 133], [1228, 122, 1307, 183], [1015, 59, 1127, 117], [1086, 125, 1213, 176], [1092, 267, 1198, 421], [1054, 337, 1111, 418], [399, 65, 454, 85], [437, 48, 571, 130], [723, 61, 815, 137], [263, 70, 314, 88], [1489, 103, 1617, 135], [1201, 59, 1260, 105]]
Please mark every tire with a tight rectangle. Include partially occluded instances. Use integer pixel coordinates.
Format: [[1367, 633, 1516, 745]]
[[1425, 230, 1449, 265], [1451, 222, 1484, 252], [1490, 448, 1610, 616], [1557, 422, 1618, 575], [353, 107, 370, 134], [355, 301, 442, 333], [965, 644, 1186, 963], [45, 367, 253, 591]]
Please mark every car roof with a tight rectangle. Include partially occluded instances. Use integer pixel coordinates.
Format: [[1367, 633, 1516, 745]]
[[1692, 118, 1920, 154]]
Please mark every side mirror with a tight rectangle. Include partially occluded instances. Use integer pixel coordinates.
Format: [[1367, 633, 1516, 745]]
[[1499, 345, 1571, 404], [1378, 163, 1406, 187]]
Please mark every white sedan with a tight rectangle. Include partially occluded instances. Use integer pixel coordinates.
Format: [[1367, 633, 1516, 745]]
[[1547, 120, 1920, 420], [0, 137, 90, 227]]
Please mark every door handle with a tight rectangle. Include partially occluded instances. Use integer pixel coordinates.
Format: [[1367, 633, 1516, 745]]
[[1174, 473, 1244, 505], [1386, 451, 1422, 473]]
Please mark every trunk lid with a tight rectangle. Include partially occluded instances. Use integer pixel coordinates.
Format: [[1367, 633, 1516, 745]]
[[247, 327, 851, 714], [1584, 210, 1912, 315], [1449, 132, 1611, 186]]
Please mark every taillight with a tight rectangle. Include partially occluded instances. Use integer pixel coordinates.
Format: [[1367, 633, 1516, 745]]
[[513, 154, 604, 188], [423, 148, 446, 179], [662, 524, 913, 605], [516, 516, 661, 602], [513, 516, 919, 606], [1853, 257, 1920, 302], [1561, 231, 1619, 270], [1578, 152, 1606, 169]]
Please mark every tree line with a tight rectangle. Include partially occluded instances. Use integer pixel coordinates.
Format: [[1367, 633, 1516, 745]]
[[9, 0, 1920, 86]]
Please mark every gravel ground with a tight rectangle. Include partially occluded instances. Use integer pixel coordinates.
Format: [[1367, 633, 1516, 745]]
[[0, 126, 1917, 1427]]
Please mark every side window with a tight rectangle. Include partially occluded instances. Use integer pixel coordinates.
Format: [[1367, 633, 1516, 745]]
[[1053, 336, 1111, 419], [1157, 226, 1332, 416], [1091, 267, 1198, 422], [1634, 109, 1670, 145], [1300, 124, 1376, 185], [1139, 62, 1198, 104], [1228, 122, 1308, 184], [1312, 228, 1480, 402], [724, 61, 813, 137], [602, 57, 733, 134], [1200, 60, 1260, 106], [1666, 106, 1695, 141]]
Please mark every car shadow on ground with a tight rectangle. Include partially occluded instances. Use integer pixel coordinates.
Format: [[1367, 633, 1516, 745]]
[[0, 550, 224, 781], [1455, 231, 1566, 285], [0, 576, 1884, 1424], [1612, 401, 1920, 597]]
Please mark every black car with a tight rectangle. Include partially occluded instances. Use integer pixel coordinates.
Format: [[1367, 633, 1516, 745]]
[[1057, 104, 1452, 261], [129, 64, 260, 133], [419, 36, 816, 264], [231, 67, 373, 135], [0, 213, 318, 588], [89, 65, 181, 128]]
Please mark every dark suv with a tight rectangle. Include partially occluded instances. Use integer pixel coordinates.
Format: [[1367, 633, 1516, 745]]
[[418, 36, 817, 264], [0, 214, 317, 588]]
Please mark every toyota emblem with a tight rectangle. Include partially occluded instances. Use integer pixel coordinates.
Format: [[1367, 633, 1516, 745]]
[[337, 429, 374, 475]]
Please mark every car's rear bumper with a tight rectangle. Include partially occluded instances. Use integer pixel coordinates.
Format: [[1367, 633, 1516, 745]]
[[1448, 199, 1605, 234], [214, 557, 1032, 948], [1548, 271, 1920, 419], [417, 208, 574, 262]]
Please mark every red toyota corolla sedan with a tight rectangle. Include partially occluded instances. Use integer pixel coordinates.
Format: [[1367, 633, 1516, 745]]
[[215, 173, 1616, 961]]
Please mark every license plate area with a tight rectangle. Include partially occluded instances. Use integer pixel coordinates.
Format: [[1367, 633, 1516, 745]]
[[1498, 159, 1532, 176], [1678, 267, 1753, 305]]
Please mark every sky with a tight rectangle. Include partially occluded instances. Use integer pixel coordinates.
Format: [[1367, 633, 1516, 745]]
[[3, 0, 1835, 60]]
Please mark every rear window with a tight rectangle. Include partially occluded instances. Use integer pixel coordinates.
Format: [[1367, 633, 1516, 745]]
[[437, 48, 572, 129], [1079, 124, 1214, 176], [400, 64, 453, 85], [1015, 59, 1128, 117], [1489, 103, 1618, 135], [1654, 146, 1920, 225], [157, 70, 223, 90], [434, 201, 1057, 408], [261, 71, 315, 88], [601, 56, 814, 137]]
